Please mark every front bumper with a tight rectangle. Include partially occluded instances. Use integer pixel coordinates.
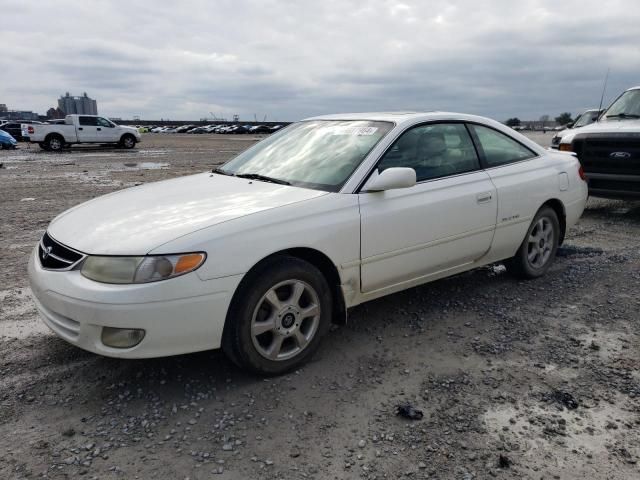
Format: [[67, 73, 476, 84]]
[[586, 173, 640, 199], [28, 247, 243, 358]]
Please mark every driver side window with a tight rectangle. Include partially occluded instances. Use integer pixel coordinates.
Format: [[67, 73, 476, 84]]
[[97, 117, 113, 128], [377, 123, 480, 182]]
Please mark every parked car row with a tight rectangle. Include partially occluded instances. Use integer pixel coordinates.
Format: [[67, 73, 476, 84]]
[[141, 124, 284, 135]]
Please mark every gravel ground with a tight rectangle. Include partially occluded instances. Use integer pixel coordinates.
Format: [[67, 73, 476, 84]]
[[1, 132, 639, 479]]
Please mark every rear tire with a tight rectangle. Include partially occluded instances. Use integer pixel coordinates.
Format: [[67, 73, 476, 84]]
[[38, 142, 50, 151], [120, 134, 136, 149], [222, 256, 332, 375], [506, 206, 560, 279], [45, 135, 64, 152]]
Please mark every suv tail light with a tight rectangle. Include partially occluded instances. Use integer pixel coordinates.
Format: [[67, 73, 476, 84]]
[[28, 126, 34, 134], [578, 165, 587, 181]]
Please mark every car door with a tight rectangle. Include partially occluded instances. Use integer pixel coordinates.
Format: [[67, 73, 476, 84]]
[[466, 123, 549, 260], [96, 117, 119, 142], [77, 116, 99, 142], [358, 122, 497, 294]]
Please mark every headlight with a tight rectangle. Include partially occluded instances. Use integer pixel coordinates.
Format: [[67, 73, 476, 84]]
[[81, 253, 206, 284]]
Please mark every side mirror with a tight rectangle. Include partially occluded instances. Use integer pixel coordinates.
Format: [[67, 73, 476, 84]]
[[362, 167, 416, 192]]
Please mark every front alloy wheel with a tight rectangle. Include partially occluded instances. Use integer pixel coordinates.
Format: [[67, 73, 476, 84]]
[[251, 280, 321, 361], [223, 256, 332, 375]]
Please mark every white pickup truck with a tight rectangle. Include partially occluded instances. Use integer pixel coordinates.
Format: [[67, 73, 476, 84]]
[[22, 114, 141, 151]]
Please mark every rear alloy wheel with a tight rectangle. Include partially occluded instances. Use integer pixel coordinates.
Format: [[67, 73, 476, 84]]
[[223, 256, 332, 375], [507, 206, 560, 279], [45, 135, 64, 152], [120, 134, 136, 149]]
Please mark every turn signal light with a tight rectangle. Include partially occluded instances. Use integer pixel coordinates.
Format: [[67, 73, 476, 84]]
[[559, 144, 573, 152], [175, 253, 206, 274]]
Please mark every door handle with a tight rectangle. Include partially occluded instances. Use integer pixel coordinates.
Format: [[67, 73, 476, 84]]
[[476, 193, 493, 204], [97, 128, 101, 131], [78, 127, 83, 130]]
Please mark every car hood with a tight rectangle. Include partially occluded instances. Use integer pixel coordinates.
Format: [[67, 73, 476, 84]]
[[48, 172, 327, 255], [560, 118, 640, 143]]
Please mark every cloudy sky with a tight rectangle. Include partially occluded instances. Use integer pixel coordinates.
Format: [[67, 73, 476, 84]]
[[2, 0, 639, 121]]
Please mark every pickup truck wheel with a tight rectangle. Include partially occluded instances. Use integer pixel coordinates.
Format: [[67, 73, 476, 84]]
[[222, 256, 332, 375], [120, 134, 136, 149], [45, 135, 64, 152], [38, 142, 50, 151], [506, 206, 560, 279]]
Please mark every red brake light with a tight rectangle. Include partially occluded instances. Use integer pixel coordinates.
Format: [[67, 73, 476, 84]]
[[578, 165, 587, 181], [28, 126, 34, 134]]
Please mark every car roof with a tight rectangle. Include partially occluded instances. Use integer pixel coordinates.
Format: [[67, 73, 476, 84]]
[[303, 111, 500, 126]]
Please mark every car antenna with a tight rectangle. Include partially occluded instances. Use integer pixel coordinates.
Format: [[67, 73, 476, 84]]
[[597, 67, 610, 117]]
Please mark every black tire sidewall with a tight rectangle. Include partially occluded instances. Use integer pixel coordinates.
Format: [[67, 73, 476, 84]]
[[224, 256, 333, 375]]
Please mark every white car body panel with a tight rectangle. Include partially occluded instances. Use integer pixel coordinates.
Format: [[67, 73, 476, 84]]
[[48, 173, 327, 255], [28, 111, 588, 359], [359, 170, 496, 293]]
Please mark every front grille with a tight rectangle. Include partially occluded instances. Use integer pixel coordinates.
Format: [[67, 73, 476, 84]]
[[574, 133, 640, 176], [39, 232, 85, 270]]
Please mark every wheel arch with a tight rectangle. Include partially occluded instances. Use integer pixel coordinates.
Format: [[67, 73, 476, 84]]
[[44, 132, 64, 143], [540, 198, 566, 245], [230, 247, 347, 326]]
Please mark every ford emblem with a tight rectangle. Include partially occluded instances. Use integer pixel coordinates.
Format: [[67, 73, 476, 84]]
[[609, 151, 631, 159]]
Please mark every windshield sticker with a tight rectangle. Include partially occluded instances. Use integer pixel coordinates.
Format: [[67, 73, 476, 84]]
[[325, 126, 379, 136]]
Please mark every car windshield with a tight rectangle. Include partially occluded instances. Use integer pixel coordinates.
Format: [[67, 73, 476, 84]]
[[217, 120, 394, 191], [603, 90, 640, 119], [574, 111, 599, 128]]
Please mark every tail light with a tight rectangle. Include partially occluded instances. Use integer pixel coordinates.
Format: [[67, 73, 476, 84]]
[[28, 126, 34, 134], [559, 144, 573, 152], [578, 165, 587, 181]]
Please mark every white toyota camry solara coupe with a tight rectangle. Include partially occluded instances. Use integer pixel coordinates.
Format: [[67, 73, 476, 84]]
[[29, 112, 588, 374]]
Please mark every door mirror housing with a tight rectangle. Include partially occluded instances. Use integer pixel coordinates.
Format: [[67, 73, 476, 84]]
[[362, 167, 416, 192]]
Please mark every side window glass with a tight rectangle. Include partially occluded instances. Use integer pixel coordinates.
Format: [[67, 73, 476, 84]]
[[470, 124, 536, 167], [97, 117, 113, 128], [378, 123, 480, 182], [79, 116, 97, 126]]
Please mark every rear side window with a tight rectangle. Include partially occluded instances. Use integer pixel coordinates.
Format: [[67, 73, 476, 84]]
[[469, 124, 536, 167], [378, 123, 480, 182], [79, 116, 98, 126]]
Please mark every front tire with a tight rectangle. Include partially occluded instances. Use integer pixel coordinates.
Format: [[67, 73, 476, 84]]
[[507, 206, 560, 279], [222, 256, 332, 375], [120, 134, 136, 149]]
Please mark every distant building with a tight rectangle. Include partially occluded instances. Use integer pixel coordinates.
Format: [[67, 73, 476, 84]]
[[46, 107, 66, 119], [0, 109, 39, 121], [0, 104, 7, 113], [58, 92, 98, 115]]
